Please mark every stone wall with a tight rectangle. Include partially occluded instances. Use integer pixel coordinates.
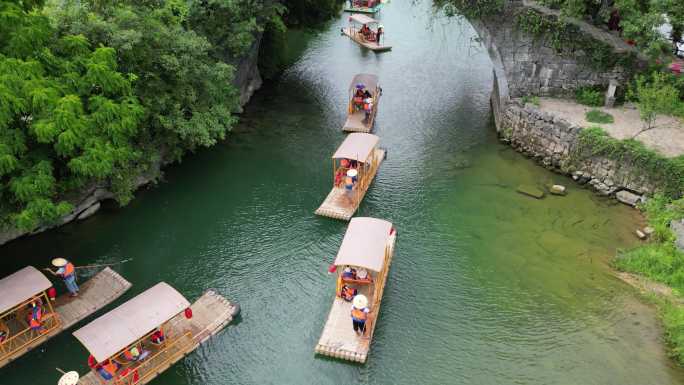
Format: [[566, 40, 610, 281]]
[[472, 0, 633, 100], [0, 35, 264, 247], [498, 99, 658, 200]]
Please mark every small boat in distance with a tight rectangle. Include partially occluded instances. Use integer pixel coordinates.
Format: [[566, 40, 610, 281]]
[[315, 217, 397, 363], [344, 74, 381, 133], [315, 133, 385, 220], [344, 0, 383, 14], [0, 266, 131, 369], [342, 14, 392, 52], [73, 282, 239, 385]]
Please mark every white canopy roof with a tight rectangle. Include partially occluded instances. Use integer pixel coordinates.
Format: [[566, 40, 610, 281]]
[[334, 217, 393, 272], [350, 14, 378, 25], [73, 282, 190, 362], [332, 133, 379, 163], [0, 266, 52, 314]]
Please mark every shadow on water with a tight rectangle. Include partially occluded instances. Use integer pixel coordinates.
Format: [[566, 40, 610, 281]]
[[1, 1, 684, 385]]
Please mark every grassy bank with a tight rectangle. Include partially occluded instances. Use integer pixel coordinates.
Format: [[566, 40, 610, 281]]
[[614, 195, 684, 363]]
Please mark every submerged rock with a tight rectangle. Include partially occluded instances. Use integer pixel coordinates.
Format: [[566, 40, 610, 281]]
[[549, 184, 567, 196], [616, 190, 641, 206], [635, 229, 647, 240], [517, 185, 545, 199]]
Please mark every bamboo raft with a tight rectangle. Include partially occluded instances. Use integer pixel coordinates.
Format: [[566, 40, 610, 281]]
[[315, 148, 385, 221], [0, 267, 131, 369], [344, 74, 381, 133], [343, 3, 383, 14], [342, 28, 392, 52], [315, 220, 396, 363], [77, 289, 238, 385]]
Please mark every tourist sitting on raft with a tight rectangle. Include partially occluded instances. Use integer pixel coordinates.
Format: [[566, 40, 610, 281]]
[[150, 328, 165, 345], [335, 159, 359, 187], [340, 284, 358, 302], [341, 266, 372, 283], [89, 355, 120, 381], [27, 298, 47, 334]]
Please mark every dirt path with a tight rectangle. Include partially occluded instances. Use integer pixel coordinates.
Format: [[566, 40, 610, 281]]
[[537, 97, 684, 157]]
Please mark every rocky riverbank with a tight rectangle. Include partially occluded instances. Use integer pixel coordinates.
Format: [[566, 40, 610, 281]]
[[496, 98, 659, 204], [0, 38, 263, 247]]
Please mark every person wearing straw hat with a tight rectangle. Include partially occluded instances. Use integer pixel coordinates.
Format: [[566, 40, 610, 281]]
[[48, 258, 79, 297], [344, 169, 357, 204], [351, 294, 370, 335]]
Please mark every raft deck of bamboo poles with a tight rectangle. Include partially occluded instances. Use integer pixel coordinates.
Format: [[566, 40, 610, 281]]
[[77, 290, 238, 385], [343, 2, 382, 14], [315, 233, 396, 363], [343, 99, 380, 133], [0, 268, 130, 369], [342, 28, 392, 52], [314, 148, 385, 221]]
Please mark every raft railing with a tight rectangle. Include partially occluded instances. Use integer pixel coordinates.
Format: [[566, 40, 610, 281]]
[[114, 331, 195, 385], [0, 295, 61, 361]]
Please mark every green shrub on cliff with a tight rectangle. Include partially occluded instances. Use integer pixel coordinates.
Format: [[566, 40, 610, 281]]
[[1, 0, 283, 231], [0, 0, 144, 230]]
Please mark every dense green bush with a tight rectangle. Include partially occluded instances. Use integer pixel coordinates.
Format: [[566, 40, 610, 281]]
[[575, 87, 604, 106], [0, 0, 144, 229], [1, 0, 313, 231], [585, 109, 614, 123]]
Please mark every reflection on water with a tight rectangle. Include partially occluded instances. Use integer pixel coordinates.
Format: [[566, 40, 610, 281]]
[[1, 1, 683, 384]]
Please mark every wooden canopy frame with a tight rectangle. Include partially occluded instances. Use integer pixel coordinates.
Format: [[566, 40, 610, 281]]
[[0, 290, 60, 362]]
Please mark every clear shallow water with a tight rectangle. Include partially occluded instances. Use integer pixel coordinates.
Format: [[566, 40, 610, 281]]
[[2, 2, 684, 384]]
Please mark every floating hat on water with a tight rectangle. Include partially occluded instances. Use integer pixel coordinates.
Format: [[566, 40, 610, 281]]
[[347, 169, 358, 177], [57, 371, 80, 385], [353, 294, 368, 309], [52, 258, 68, 267]]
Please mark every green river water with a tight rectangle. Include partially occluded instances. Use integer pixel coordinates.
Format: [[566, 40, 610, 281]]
[[2, 1, 684, 384]]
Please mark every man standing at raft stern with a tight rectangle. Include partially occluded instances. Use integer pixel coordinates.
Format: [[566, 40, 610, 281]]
[[49, 258, 79, 297], [351, 294, 370, 336]]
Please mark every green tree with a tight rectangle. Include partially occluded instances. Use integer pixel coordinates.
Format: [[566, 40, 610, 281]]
[[0, 0, 143, 230], [50, 0, 242, 160], [632, 71, 682, 131]]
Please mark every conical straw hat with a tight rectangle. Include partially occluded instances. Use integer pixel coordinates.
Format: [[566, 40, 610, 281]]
[[353, 294, 368, 309], [58, 371, 79, 385], [51, 258, 68, 267]]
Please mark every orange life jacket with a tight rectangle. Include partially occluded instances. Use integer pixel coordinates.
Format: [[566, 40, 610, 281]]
[[351, 307, 368, 321], [64, 262, 75, 276], [102, 360, 118, 376]]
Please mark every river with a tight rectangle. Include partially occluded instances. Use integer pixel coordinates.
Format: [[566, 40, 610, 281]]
[[2, 1, 684, 384]]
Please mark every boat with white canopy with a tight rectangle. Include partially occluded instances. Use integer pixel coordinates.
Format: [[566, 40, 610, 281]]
[[344, 74, 381, 133], [344, 0, 383, 14], [314, 133, 385, 220], [73, 282, 239, 385], [0, 266, 130, 369], [342, 14, 392, 52], [315, 217, 397, 363]]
